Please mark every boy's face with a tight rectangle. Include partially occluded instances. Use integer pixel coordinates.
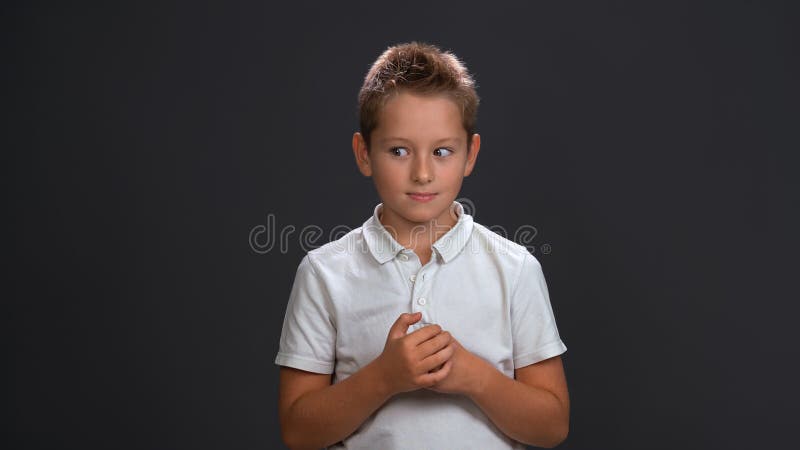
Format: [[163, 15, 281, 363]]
[[352, 92, 480, 237]]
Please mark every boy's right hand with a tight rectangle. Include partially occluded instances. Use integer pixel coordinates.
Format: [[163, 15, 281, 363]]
[[375, 312, 455, 396]]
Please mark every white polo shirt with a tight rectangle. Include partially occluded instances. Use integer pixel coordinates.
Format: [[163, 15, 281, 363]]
[[275, 201, 567, 449]]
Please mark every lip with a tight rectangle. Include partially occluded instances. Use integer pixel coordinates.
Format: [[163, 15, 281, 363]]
[[407, 192, 437, 203]]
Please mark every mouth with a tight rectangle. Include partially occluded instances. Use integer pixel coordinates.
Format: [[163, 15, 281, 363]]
[[407, 192, 437, 202]]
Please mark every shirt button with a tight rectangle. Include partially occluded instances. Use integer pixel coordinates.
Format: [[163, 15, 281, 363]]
[[399, 254, 409, 261], [409, 274, 416, 282], [417, 297, 427, 306]]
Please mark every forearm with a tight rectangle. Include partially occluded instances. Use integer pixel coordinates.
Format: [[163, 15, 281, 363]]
[[283, 359, 392, 450], [467, 362, 569, 448]]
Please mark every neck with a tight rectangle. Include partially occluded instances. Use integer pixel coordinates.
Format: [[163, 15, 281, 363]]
[[379, 208, 458, 251]]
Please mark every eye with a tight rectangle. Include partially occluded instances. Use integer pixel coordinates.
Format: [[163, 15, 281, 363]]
[[390, 147, 409, 157], [434, 147, 454, 157]]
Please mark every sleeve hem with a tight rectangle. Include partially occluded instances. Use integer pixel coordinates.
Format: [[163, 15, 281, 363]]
[[513, 340, 567, 369], [275, 352, 334, 374]]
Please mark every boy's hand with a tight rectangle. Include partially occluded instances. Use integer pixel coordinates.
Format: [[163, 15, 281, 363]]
[[425, 336, 490, 396], [375, 312, 455, 396]]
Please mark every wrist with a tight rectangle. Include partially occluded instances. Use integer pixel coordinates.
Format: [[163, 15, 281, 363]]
[[466, 357, 495, 398], [366, 356, 395, 399]]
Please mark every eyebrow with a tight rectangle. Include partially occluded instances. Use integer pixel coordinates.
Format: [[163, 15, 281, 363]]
[[379, 136, 462, 145]]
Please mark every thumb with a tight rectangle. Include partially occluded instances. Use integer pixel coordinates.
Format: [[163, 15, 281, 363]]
[[388, 312, 421, 339]]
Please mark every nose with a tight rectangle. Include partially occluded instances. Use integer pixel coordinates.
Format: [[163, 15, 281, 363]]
[[412, 153, 433, 184]]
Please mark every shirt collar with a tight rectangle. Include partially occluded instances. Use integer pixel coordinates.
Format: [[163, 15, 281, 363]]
[[362, 200, 474, 265]]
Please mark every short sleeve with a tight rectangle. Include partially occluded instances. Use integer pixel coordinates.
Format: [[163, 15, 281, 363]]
[[274, 254, 336, 374], [510, 252, 567, 369]]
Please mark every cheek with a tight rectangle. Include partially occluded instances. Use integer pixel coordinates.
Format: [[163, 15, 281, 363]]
[[371, 167, 404, 191], [440, 167, 466, 185]]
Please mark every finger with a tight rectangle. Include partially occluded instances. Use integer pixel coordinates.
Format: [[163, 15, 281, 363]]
[[420, 359, 453, 387], [416, 330, 451, 358], [434, 359, 453, 381], [428, 359, 445, 373], [419, 341, 454, 373], [405, 323, 442, 346], [388, 312, 422, 339]]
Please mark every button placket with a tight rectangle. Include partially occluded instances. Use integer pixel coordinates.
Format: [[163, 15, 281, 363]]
[[397, 251, 427, 320], [414, 258, 441, 327], [399, 252, 420, 283], [412, 267, 429, 316], [399, 251, 438, 329], [408, 275, 425, 327]]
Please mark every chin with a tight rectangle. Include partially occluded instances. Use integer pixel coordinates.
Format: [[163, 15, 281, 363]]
[[386, 196, 450, 221], [409, 206, 451, 223]]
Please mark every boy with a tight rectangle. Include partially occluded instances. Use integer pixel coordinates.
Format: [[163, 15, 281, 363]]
[[275, 42, 569, 449]]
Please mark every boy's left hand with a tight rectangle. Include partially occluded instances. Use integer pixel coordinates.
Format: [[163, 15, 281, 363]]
[[425, 336, 490, 396]]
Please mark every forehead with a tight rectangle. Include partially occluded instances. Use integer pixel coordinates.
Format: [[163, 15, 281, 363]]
[[374, 92, 465, 144]]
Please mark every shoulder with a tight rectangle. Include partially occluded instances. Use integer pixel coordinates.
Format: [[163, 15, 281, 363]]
[[467, 220, 546, 294], [303, 225, 368, 274], [470, 220, 542, 272]]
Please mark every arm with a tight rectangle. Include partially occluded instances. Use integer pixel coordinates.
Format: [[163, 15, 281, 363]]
[[466, 355, 569, 448], [279, 313, 453, 450], [278, 254, 391, 449], [279, 359, 391, 450]]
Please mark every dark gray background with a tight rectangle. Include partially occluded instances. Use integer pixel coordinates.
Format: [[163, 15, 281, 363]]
[[5, 1, 798, 449]]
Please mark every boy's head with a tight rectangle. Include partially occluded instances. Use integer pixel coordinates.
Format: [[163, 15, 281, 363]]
[[352, 42, 481, 232], [356, 41, 480, 151]]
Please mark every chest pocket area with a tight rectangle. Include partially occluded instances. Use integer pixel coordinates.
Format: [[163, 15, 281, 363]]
[[333, 281, 407, 373], [433, 285, 513, 367]]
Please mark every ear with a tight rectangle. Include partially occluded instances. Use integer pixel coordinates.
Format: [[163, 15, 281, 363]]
[[463, 133, 481, 177], [352, 132, 372, 177]]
